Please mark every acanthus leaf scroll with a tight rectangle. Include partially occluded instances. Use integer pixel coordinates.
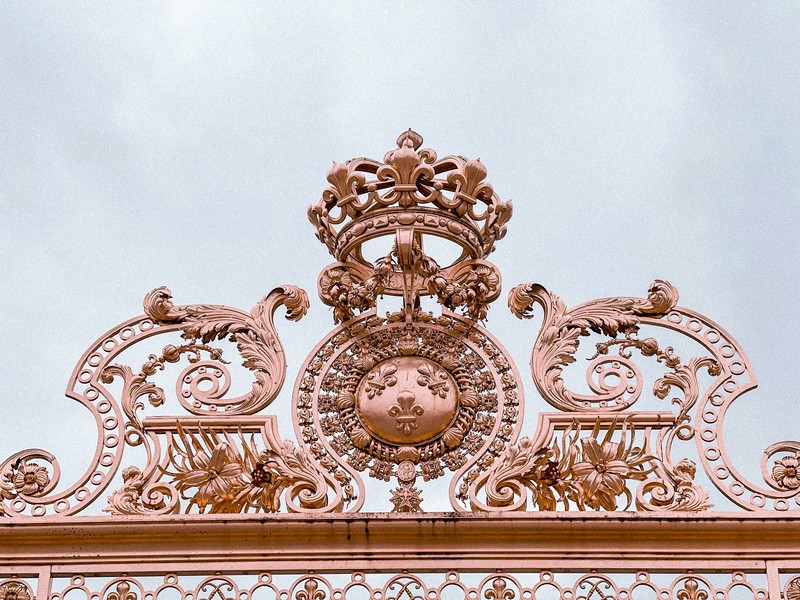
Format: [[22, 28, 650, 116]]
[[141, 284, 308, 414]]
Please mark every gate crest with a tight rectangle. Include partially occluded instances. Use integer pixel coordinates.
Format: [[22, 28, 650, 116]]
[[1, 131, 798, 520]]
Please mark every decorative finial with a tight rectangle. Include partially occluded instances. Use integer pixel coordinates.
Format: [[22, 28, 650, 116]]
[[396, 129, 423, 150]]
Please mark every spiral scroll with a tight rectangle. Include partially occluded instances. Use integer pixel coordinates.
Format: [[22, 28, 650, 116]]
[[142, 285, 309, 415], [0, 314, 169, 517], [508, 280, 679, 412], [1, 285, 309, 517], [502, 279, 799, 512]]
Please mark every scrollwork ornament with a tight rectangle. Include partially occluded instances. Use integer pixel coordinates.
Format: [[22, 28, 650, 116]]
[[636, 458, 712, 512], [573, 575, 617, 600], [383, 575, 427, 600], [2, 130, 797, 520], [194, 578, 238, 600], [509, 280, 679, 412], [509, 276, 800, 512], [89, 286, 311, 516], [502, 280, 723, 512], [134, 285, 309, 415], [104, 466, 179, 516]]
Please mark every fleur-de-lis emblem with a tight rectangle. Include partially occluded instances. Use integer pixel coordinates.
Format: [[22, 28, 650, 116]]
[[677, 578, 708, 600], [365, 364, 398, 399], [107, 582, 137, 600], [388, 391, 425, 435], [416, 364, 449, 398], [296, 579, 325, 600], [484, 578, 515, 600]]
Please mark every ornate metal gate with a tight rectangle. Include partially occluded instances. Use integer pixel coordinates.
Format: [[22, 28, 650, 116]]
[[2, 132, 799, 599]]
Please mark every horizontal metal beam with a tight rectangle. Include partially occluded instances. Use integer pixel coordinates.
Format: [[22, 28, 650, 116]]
[[1, 512, 799, 571]]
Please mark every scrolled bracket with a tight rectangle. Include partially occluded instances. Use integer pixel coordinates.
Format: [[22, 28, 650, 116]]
[[0, 314, 157, 518], [138, 285, 309, 415], [104, 465, 179, 516], [510, 278, 800, 512], [509, 280, 679, 412]]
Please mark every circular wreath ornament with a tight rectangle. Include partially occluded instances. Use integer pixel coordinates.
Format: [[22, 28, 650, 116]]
[[293, 311, 521, 510]]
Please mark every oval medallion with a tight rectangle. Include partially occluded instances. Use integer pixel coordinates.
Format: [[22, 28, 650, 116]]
[[355, 356, 459, 445]]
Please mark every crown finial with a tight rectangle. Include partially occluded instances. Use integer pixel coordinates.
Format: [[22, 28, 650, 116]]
[[396, 129, 423, 150]]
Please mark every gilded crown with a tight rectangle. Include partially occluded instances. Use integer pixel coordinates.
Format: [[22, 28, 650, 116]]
[[308, 130, 512, 265]]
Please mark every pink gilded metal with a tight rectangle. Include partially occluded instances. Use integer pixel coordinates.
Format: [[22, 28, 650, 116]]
[[1, 131, 800, 599], [1, 130, 797, 518], [37, 571, 773, 600]]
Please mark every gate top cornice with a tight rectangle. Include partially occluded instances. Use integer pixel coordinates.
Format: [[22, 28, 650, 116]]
[[3, 512, 800, 568], [1, 132, 798, 521]]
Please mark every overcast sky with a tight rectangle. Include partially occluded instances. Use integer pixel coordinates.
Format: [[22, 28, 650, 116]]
[[1, 3, 798, 511]]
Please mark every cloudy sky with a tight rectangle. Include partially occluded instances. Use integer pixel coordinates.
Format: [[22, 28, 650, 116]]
[[1, 3, 798, 511]]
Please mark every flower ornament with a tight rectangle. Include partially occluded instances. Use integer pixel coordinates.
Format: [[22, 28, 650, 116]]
[[533, 458, 566, 511], [786, 577, 800, 600], [239, 446, 295, 514], [772, 454, 800, 489], [171, 442, 244, 509], [13, 462, 50, 495], [318, 265, 385, 323], [464, 265, 499, 301], [319, 268, 355, 318], [250, 461, 274, 487], [1, 461, 50, 499], [528, 438, 577, 511], [572, 438, 632, 511], [0, 582, 31, 600]]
